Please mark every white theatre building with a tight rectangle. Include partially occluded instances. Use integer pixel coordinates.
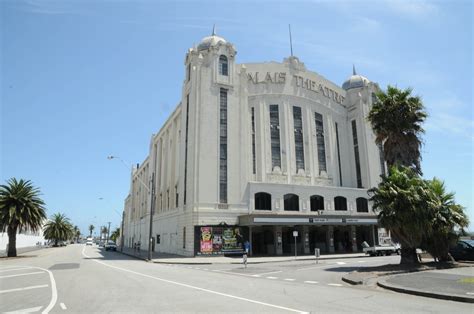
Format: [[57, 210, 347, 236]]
[[121, 30, 387, 256]]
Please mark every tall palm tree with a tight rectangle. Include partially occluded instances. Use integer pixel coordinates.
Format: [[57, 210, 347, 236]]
[[368, 85, 427, 174], [43, 213, 73, 246], [369, 166, 433, 264], [0, 178, 47, 257], [423, 178, 468, 261], [88, 224, 95, 237], [110, 227, 120, 242], [73, 225, 80, 243]]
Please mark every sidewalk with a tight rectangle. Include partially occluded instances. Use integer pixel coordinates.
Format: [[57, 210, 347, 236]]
[[119, 246, 367, 264], [378, 267, 474, 303]]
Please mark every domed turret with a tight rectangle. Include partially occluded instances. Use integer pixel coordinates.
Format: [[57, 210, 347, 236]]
[[342, 65, 370, 90], [197, 25, 227, 51]]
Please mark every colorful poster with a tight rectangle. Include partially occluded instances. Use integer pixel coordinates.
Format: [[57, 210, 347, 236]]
[[200, 227, 213, 253], [212, 228, 223, 251]]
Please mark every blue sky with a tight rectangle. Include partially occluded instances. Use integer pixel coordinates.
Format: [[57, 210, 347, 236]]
[[1, 0, 472, 235]]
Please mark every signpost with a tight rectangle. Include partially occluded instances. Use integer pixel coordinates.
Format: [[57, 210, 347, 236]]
[[293, 230, 298, 259]]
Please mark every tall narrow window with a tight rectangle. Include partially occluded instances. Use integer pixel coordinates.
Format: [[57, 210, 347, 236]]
[[352, 120, 362, 188], [186, 64, 191, 81], [184, 94, 190, 205], [219, 55, 228, 76], [251, 107, 256, 174], [219, 88, 228, 203], [314, 112, 327, 174], [175, 185, 179, 208], [183, 227, 186, 249], [335, 122, 342, 186], [378, 143, 386, 176], [269, 105, 281, 170], [293, 106, 305, 171]]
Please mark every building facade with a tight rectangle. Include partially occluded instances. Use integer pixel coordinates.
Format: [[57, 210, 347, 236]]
[[122, 31, 385, 256]]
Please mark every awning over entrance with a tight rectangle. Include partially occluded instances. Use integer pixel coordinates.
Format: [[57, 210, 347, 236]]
[[239, 213, 378, 226]]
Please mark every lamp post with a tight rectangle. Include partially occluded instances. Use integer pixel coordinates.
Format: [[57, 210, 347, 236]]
[[108, 155, 156, 261]]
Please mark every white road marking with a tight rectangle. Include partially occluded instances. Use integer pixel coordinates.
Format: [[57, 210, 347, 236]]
[[60, 303, 67, 310], [284, 278, 295, 281], [336, 262, 346, 265], [82, 247, 307, 314], [466, 292, 474, 295], [328, 283, 343, 287], [37, 266, 58, 314], [0, 271, 45, 279], [0, 267, 32, 273], [304, 281, 318, 284], [0, 284, 49, 294], [266, 276, 278, 280], [213, 269, 261, 277], [194, 267, 201, 270], [203, 269, 209, 271], [357, 261, 366, 263], [296, 265, 328, 271], [4, 306, 43, 313], [251, 270, 282, 276], [252, 275, 261, 277]]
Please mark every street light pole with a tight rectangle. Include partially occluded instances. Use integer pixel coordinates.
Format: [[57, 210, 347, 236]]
[[107, 221, 111, 242]]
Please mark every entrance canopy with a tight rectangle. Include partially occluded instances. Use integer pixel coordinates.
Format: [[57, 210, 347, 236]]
[[239, 213, 378, 226]]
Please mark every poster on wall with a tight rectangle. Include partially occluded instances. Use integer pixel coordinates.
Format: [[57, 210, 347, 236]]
[[200, 227, 213, 253], [196, 226, 246, 255]]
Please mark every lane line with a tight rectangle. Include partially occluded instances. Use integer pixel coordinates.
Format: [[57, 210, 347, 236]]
[[336, 262, 346, 265], [0, 271, 45, 279], [284, 278, 295, 281], [266, 276, 278, 280], [0, 267, 33, 273], [0, 284, 49, 294], [304, 281, 318, 284], [0, 265, 32, 270], [328, 283, 343, 287], [296, 265, 328, 271], [82, 247, 307, 314], [251, 270, 282, 276], [60, 303, 67, 310], [204, 269, 257, 278], [4, 306, 43, 313]]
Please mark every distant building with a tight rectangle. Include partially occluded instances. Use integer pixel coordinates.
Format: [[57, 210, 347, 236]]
[[122, 30, 385, 256]]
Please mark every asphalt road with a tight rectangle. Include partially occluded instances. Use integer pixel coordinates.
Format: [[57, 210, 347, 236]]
[[0, 244, 472, 313]]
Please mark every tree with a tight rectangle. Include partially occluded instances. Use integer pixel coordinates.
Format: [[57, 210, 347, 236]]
[[0, 178, 47, 257], [422, 178, 468, 261], [43, 213, 73, 246], [88, 224, 95, 237], [73, 225, 80, 243], [101, 226, 108, 240], [110, 227, 120, 242], [369, 166, 433, 264], [368, 85, 427, 174]]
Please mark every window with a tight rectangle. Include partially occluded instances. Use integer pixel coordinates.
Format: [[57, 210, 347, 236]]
[[378, 143, 386, 176], [356, 198, 368, 212], [334, 196, 347, 211], [310, 195, 324, 211], [284, 194, 299, 211], [184, 94, 190, 205], [293, 106, 305, 171], [255, 192, 271, 210], [219, 88, 228, 203], [175, 185, 179, 208], [183, 227, 186, 249], [219, 55, 228, 76], [335, 122, 342, 186], [269, 105, 281, 170], [314, 112, 327, 174], [186, 64, 191, 81], [352, 120, 363, 188], [251, 107, 256, 174]]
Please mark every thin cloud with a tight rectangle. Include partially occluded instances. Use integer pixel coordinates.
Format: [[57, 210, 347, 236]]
[[384, 0, 439, 18], [425, 112, 474, 141], [16, 0, 92, 16]]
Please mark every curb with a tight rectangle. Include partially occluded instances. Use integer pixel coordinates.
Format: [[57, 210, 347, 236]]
[[377, 277, 474, 303], [341, 274, 363, 285]]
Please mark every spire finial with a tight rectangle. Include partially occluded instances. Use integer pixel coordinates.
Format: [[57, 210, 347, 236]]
[[212, 24, 216, 36], [353, 64, 357, 75], [289, 24, 293, 57]]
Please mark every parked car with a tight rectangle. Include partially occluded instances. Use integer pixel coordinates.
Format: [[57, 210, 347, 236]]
[[86, 240, 93, 246], [449, 240, 474, 261], [105, 241, 117, 251], [99, 241, 105, 247]]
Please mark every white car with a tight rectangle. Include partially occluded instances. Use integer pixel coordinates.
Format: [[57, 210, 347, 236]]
[[86, 240, 93, 246], [105, 241, 117, 251]]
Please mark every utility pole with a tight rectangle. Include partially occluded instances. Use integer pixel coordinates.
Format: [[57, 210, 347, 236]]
[[107, 221, 111, 242], [147, 173, 156, 261]]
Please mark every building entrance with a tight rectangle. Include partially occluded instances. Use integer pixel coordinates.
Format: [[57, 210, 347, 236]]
[[251, 227, 275, 255], [308, 226, 328, 253]]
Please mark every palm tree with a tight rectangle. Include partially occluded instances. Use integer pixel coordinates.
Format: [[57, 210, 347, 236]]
[[0, 178, 47, 257], [110, 227, 120, 242], [369, 166, 433, 264], [43, 213, 73, 246], [88, 224, 95, 237], [73, 225, 80, 243], [101, 226, 108, 241], [422, 178, 468, 261], [368, 85, 427, 174]]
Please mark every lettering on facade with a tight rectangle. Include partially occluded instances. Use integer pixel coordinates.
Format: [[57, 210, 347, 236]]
[[247, 72, 345, 104]]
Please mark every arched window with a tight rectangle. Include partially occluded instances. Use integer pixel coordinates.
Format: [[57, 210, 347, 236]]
[[255, 192, 271, 211], [334, 196, 347, 211], [310, 195, 324, 211], [356, 197, 369, 212], [284, 194, 299, 211], [219, 55, 228, 76]]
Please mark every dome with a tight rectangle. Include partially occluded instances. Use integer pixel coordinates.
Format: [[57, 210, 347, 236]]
[[197, 35, 226, 51], [342, 65, 370, 90]]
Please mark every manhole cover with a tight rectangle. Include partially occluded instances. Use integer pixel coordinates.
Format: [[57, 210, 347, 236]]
[[49, 263, 80, 270]]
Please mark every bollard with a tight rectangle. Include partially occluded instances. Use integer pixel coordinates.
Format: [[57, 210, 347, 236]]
[[315, 248, 320, 264]]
